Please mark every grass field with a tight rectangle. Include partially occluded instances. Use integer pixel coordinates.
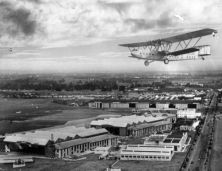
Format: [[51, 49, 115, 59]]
[[0, 153, 186, 171], [0, 98, 74, 121], [0, 152, 186, 171], [0, 97, 125, 134], [0, 154, 114, 171]]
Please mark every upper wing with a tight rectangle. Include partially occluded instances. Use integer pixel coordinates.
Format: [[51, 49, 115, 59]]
[[168, 47, 199, 56], [163, 28, 217, 43], [119, 28, 217, 47]]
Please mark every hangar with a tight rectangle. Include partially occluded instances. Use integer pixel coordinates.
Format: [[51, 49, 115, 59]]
[[90, 113, 176, 136], [3, 125, 117, 158]]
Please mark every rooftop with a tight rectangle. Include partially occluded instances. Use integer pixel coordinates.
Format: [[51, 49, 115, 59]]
[[55, 134, 117, 149], [4, 126, 108, 146], [90, 113, 175, 128]]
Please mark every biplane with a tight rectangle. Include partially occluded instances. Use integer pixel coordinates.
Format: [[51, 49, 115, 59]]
[[119, 28, 217, 66]]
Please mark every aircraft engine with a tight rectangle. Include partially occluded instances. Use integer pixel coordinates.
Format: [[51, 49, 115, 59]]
[[164, 59, 169, 64], [144, 60, 149, 66]]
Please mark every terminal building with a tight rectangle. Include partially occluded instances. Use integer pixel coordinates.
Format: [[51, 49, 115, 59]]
[[3, 126, 118, 158], [90, 113, 176, 137], [120, 144, 174, 161], [119, 131, 189, 161]]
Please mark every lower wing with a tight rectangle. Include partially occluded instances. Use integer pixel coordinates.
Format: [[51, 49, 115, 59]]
[[167, 48, 199, 56], [129, 56, 147, 60]]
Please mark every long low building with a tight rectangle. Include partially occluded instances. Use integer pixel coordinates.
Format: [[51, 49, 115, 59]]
[[89, 100, 202, 110], [3, 125, 118, 158], [90, 113, 176, 136], [120, 144, 174, 161], [177, 109, 202, 119], [55, 134, 117, 158]]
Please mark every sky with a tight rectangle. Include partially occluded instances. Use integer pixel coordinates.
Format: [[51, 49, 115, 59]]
[[0, 0, 222, 73]]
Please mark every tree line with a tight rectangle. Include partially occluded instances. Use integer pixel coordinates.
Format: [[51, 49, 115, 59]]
[[0, 77, 118, 91]]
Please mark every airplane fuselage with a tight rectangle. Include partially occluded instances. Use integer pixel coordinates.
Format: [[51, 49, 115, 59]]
[[131, 45, 210, 64]]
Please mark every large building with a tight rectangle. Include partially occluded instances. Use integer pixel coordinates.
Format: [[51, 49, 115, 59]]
[[177, 109, 202, 119], [144, 132, 188, 152], [55, 134, 117, 158], [90, 113, 176, 136], [120, 144, 174, 161], [119, 131, 189, 161], [89, 99, 202, 110], [3, 125, 118, 158]]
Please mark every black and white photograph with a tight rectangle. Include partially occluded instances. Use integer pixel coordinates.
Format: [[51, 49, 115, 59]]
[[0, 0, 221, 170]]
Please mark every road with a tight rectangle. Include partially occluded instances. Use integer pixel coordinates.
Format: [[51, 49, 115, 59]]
[[185, 91, 217, 171], [185, 113, 210, 171], [209, 113, 222, 171]]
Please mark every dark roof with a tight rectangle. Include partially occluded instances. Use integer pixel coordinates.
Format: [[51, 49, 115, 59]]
[[163, 139, 172, 143], [55, 134, 117, 150], [167, 132, 183, 139], [172, 139, 180, 143]]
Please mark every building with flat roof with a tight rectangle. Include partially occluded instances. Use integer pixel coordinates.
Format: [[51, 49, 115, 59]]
[[144, 132, 188, 152], [90, 113, 176, 137], [177, 109, 202, 119], [120, 144, 174, 161], [180, 120, 200, 131]]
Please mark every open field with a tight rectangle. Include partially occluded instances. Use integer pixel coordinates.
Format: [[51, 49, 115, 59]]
[[0, 154, 114, 171], [0, 97, 73, 121], [0, 97, 125, 134], [0, 152, 186, 171]]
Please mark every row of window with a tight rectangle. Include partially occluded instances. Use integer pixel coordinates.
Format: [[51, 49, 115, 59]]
[[57, 140, 111, 157], [122, 150, 171, 154], [120, 155, 170, 160]]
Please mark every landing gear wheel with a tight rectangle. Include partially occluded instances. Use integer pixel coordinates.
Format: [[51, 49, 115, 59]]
[[144, 61, 149, 66], [202, 57, 205, 60], [164, 59, 169, 64]]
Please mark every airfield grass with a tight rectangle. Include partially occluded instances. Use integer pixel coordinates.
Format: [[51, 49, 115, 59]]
[[0, 97, 73, 121], [0, 97, 125, 134], [0, 153, 186, 171], [0, 154, 114, 171]]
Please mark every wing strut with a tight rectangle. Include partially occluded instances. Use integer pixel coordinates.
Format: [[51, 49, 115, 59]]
[[193, 37, 202, 47]]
